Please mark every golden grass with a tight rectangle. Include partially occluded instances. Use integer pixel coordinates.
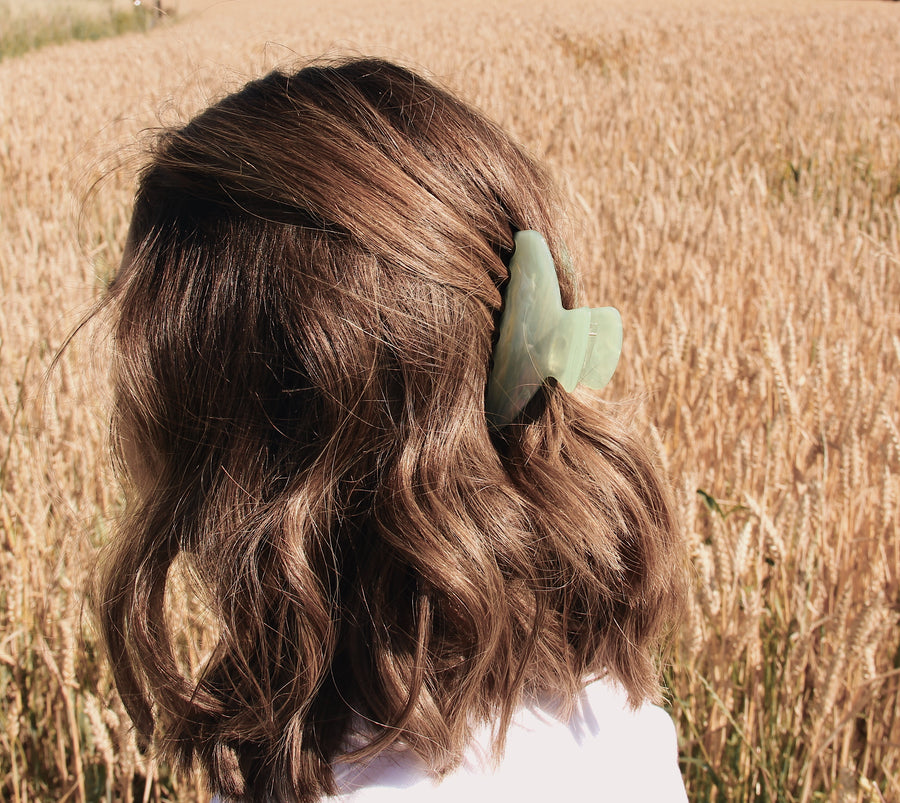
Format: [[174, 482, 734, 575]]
[[1, 0, 898, 800]]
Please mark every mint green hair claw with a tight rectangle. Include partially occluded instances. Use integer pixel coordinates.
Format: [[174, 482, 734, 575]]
[[485, 230, 623, 430]]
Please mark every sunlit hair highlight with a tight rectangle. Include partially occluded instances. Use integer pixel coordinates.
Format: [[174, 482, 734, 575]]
[[98, 57, 686, 802]]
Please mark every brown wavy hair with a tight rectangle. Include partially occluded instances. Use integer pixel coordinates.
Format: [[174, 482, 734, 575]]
[[98, 58, 685, 802]]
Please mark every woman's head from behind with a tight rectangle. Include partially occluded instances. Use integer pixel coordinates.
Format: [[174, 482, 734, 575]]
[[102, 58, 683, 802]]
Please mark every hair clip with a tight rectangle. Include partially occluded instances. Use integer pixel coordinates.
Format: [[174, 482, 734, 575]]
[[485, 230, 622, 429]]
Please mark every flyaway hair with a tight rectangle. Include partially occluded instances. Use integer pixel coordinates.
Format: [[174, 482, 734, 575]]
[[97, 58, 686, 802]]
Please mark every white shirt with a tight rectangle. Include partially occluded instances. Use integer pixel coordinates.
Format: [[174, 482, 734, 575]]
[[329, 678, 688, 802]]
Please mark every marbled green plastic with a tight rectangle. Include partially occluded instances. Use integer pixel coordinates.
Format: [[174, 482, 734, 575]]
[[485, 231, 623, 429]]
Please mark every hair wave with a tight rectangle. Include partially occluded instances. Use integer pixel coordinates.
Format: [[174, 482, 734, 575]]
[[97, 58, 686, 802]]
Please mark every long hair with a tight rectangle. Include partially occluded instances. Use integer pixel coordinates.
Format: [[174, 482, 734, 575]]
[[98, 57, 685, 802]]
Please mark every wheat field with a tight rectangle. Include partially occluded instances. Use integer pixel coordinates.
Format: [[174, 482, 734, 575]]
[[1, 0, 899, 800]]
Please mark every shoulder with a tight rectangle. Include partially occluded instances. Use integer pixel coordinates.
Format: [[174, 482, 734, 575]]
[[579, 675, 681, 745], [570, 676, 689, 801], [476, 677, 687, 801], [329, 678, 688, 802]]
